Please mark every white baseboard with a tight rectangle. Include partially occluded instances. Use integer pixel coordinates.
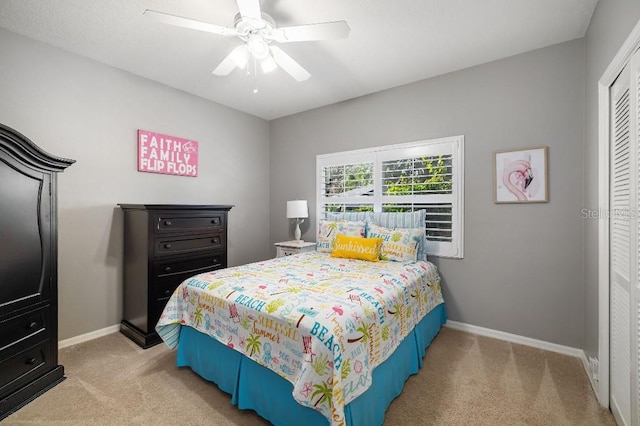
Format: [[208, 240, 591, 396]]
[[444, 320, 583, 358], [62, 321, 597, 392], [580, 351, 600, 399], [58, 324, 120, 349]]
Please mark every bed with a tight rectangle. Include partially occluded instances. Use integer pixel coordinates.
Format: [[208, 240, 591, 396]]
[[156, 251, 445, 426]]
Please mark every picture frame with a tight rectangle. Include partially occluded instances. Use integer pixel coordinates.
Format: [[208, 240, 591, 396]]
[[494, 146, 548, 203]]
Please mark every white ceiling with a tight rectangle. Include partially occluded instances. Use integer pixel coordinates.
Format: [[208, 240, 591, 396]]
[[0, 0, 598, 120]]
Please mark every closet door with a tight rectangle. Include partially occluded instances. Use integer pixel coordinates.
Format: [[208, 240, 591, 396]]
[[610, 49, 640, 426], [632, 49, 640, 426], [610, 60, 632, 426]]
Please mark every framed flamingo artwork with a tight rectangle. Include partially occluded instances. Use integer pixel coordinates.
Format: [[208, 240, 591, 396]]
[[494, 146, 548, 203]]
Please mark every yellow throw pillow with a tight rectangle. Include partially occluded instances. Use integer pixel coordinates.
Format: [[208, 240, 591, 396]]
[[331, 234, 383, 262]]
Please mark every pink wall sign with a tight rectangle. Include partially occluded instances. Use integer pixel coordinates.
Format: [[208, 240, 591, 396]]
[[138, 129, 198, 177]]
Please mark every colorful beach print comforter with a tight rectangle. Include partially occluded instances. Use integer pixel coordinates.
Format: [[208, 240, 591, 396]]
[[156, 252, 443, 426]]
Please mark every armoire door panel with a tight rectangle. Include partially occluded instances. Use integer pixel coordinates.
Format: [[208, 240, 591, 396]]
[[0, 156, 50, 316]]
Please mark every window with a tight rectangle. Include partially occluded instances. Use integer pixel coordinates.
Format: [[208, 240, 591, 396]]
[[317, 135, 464, 258]]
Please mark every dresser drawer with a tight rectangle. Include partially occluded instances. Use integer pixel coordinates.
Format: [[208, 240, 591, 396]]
[[0, 306, 50, 356], [0, 340, 52, 398], [149, 255, 225, 332], [153, 212, 225, 234], [153, 254, 226, 299], [154, 234, 224, 257]]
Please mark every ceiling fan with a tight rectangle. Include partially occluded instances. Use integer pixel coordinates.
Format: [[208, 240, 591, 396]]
[[144, 0, 350, 82]]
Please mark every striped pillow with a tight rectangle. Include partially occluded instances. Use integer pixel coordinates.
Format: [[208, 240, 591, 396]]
[[326, 212, 373, 222]]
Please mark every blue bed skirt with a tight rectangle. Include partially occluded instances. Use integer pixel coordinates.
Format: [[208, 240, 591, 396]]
[[176, 303, 446, 426]]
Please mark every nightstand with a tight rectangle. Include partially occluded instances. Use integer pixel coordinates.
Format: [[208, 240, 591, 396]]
[[274, 240, 317, 258]]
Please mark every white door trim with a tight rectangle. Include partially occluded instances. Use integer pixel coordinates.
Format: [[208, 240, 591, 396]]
[[598, 17, 640, 407]]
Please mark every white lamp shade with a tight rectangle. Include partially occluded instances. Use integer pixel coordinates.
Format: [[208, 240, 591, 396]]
[[287, 200, 308, 218]]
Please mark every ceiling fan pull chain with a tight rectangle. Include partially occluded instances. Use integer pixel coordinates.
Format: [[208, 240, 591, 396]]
[[253, 56, 259, 94]]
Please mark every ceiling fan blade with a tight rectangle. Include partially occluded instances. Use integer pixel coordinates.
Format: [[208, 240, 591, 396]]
[[271, 21, 350, 43], [212, 46, 247, 76], [236, 0, 262, 20], [144, 9, 237, 37], [270, 46, 311, 82]]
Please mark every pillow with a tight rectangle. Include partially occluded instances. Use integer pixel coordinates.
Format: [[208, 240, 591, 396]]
[[371, 210, 427, 260], [331, 234, 382, 262], [316, 220, 366, 253], [326, 211, 373, 222], [367, 224, 424, 262]]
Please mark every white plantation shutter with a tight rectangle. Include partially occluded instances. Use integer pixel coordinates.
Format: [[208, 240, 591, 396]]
[[377, 139, 462, 257], [319, 156, 375, 214], [317, 136, 463, 258]]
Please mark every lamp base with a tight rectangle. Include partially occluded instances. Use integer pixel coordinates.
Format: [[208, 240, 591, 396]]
[[294, 221, 302, 241], [293, 218, 306, 241]]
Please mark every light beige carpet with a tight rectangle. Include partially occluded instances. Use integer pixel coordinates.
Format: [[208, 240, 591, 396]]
[[4, 327, 615, 425]]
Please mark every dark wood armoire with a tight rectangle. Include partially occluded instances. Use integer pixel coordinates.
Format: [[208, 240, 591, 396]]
[[0, 124, 74, 420]]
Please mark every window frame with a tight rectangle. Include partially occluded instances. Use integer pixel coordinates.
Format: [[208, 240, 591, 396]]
[[316, 135, 464, 258]]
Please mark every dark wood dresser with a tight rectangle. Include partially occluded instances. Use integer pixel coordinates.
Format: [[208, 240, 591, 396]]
[[118, 204, 233, 348], [0, 124, 74, 420]]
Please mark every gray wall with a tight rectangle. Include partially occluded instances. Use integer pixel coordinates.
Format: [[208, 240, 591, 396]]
[[583, 2, 640, 359], [0, 28, 271, 340], [271, 40, 586, 348]]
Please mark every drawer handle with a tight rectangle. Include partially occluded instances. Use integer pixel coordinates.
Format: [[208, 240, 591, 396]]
[[27, 321, 38, 329], [159, 263, 222, 277], [164, 243, 172, 249], [25, 357, 37, 365], [164, 289, 172, 296], [211, 219, 219, 224], [164, 266, 172, 272], [211, 238, 219, 244], [164, 220, 172, 226]]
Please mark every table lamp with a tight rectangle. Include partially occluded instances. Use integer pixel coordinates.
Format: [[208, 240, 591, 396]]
[[287, 200, 308, 241]]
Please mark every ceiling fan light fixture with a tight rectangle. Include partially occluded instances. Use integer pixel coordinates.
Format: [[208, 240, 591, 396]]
[[246, 35, 270, 60], [260, 55, 277, 73]]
